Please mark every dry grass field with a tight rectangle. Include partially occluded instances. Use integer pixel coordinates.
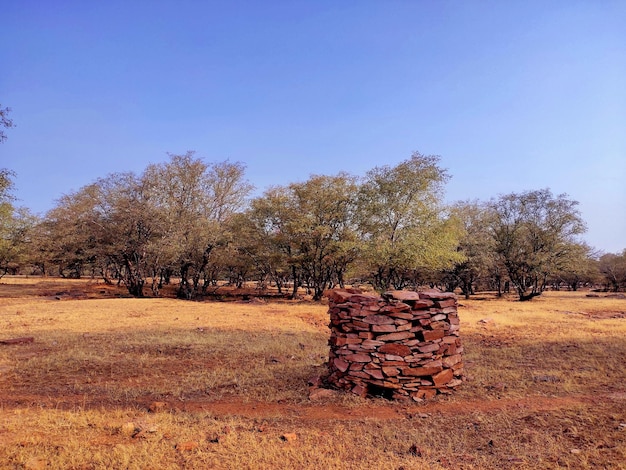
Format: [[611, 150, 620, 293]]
[[0, 277, 625, 469]]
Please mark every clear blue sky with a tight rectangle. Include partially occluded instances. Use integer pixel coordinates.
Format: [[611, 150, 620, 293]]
[[1, 0, 625, 253]]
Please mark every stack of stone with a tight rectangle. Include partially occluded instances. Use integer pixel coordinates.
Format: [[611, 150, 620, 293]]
[[325, 288, 463, 401]]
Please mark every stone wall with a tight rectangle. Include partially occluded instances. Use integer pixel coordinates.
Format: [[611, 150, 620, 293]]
[[325, 288, 463, 401]]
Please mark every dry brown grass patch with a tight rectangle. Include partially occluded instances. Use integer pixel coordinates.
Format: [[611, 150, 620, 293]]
[[1, 278, 625, 469]]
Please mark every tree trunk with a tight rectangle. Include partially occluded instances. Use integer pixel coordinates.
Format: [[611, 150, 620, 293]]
[[519, 291, 542, 301], [123, 256, 145, 297], [290, 265, 299, 299], [127, 279, 145, 297]]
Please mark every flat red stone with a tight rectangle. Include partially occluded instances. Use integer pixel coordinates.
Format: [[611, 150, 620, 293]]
[[333, 358, 349, 372], [376, 331, 414, 341], [400, 365, 442, 377], [378, 343, 411, 357], [362, 314, 395, 325], [432, 368, 454, 387], [383, 290, 421, 301], [418, 289, 456, 300]]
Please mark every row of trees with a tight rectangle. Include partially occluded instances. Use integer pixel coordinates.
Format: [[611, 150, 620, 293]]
[[1, 150, 624, 300], [26, 152, 463, 300]]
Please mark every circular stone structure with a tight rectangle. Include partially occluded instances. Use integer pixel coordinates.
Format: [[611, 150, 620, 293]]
[[325, 288, 463, 401]]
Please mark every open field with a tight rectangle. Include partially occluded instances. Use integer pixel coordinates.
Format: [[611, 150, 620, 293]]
[[0, 277, 625, 469]]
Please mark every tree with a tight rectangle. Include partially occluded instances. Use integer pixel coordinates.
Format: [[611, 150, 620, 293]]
[[552, 243, 600, 291], [41, 184, 103, 278], [142, 152, 252, 298], [598, 250, 626, 292], [235, 188, 296, 295], [41, 152, 252, 298], [355, 152, 462, 290], [0, 110, 28, 275], [99, 173, 159, 296], [489, 189, 586, 301], [241, 174, 359, 300], [442, 201, 496, 298], [0, 169, 38, 277], [42, 172, 159, 295], [0, 105, 14, 143], [0, 207, 37, 277], [289, 173, 360, 300]]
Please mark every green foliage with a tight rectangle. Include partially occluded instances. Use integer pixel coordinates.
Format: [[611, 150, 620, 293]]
[[22, 149, 601, 301], [489, 189, 587, 300], [237, 173, 359, 300], [440, 200, 496, 298], [355, 152, 462, 290]]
